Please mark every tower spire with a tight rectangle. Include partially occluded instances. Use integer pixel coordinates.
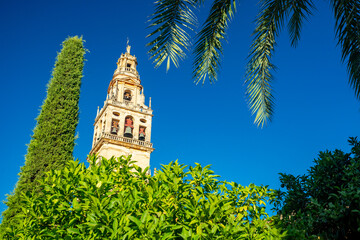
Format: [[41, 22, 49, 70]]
[[112, 39, 139, 82]]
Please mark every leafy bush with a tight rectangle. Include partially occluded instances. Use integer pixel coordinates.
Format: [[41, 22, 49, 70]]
[[3, 156, 285, 239], [277, 137, 360, 239]]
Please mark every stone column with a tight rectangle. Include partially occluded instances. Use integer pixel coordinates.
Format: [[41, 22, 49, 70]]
[[104, 110, 111, 133], [147, 118, 152, 142], [92, 125, 97, 147], [133, 116, 140, 140], [119, 114, 126, 137], [119, 83, 124, 102], [134, 87, 139, 105], [115, 82, 118, 101]]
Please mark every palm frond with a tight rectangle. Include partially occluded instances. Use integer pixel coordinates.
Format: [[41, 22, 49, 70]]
[[331, 0, 360, 99], [193, 0, 236, 84], [288, 0, 315, 47], [147, 0, 198, 71], [245, 0, 292, 127]]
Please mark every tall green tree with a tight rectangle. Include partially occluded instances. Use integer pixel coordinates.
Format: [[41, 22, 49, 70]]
[[277, 137, 360, 239], [0, 36, 86, 232], [147, 0, 360, 127]]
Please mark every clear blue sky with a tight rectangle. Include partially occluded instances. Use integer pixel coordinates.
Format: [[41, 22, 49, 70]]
[[1, 0, 359, 216]]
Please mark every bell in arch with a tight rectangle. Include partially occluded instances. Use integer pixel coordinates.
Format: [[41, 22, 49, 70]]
[[111, 120, 119, 134], [111, 127, 118, 134], [124, 91, 131, 101], [139, 127, 146, 141], [124, 117, 134, 138]]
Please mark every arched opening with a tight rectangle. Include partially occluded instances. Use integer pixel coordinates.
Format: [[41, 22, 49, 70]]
[[139, 126, 146, 141], [124, 90, 132, 101], [124, 116, 134, 138], [111, 119, 119, 135]]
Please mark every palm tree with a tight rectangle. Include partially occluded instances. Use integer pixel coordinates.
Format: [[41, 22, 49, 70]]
[[147, 0, 360, 127]]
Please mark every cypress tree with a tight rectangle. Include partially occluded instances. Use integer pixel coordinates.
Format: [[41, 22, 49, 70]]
[[0, 36, 86, 231]]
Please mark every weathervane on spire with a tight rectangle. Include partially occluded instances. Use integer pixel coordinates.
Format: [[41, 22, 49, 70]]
[[126, 38, 131, 54]]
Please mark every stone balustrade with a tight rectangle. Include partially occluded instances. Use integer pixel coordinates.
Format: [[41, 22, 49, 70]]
[[98, 132, 153, 148]]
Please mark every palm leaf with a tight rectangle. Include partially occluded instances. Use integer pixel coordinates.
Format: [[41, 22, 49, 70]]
[[193, 0, 236, 84], [331, 0, 360, 99], [245, 0, 292, 127], [287, 0, 315, 47], [147, 0, 199, 71]]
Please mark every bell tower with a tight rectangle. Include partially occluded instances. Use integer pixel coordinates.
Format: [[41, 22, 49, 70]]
[[89, 44, 154, 170]]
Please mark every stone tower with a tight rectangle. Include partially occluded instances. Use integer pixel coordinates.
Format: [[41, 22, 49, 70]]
[[89, 44, 154, 170]]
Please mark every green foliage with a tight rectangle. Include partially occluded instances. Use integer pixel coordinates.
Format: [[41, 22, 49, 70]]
[[1, 36, 86, 233], [277, 137, 360, 239], [147, 0, 360, 127], [3, 156, 285, 239]]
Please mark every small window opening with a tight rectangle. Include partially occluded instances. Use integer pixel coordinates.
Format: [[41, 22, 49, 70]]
[[127, 63, 131, 68]]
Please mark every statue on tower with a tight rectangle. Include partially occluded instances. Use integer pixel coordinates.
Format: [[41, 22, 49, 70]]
[[126, 38, 131, 54]]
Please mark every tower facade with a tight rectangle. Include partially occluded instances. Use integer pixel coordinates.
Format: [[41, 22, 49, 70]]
[[89, 45, 154, 170]]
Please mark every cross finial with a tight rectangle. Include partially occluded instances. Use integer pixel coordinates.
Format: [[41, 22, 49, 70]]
[[126, 38, 131, 54]]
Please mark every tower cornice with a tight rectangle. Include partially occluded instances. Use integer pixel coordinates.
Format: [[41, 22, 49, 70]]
[[93, 99, 153, 126], [107, 77, 142, 94]]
